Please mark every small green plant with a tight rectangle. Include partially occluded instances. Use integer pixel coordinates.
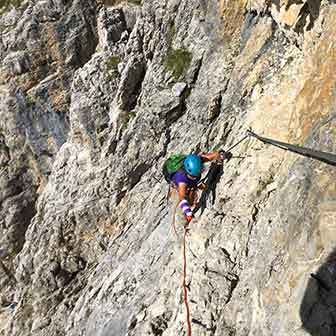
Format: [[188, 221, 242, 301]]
[[106, 56, 121, 80], [168, 22, 176, 42], [121, 111, 136, 130], [164, 48, 192, 80], [128, 0, 142, 4], [26, 94, 36, 107], [0, 0, 24, 14], [106, 56, 121, 72], [104, 0, 142, 6], [124, 111, 136, 124]]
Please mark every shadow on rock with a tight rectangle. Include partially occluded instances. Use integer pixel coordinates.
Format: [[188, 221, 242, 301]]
[[293, 0, 322, 33], [193, 162, 223, 216], [300, 249, 336, 336]]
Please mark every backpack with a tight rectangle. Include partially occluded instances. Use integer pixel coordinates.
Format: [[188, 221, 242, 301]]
[[162, 154, 186, 183]]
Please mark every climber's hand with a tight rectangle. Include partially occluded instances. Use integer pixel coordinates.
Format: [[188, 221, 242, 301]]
[[219, 150, 233, 161], [185, 215, 193, 223], [197, 182, 207, 190]]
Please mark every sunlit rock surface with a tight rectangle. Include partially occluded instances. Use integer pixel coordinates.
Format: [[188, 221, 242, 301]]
[[0, 0, 335, 335]]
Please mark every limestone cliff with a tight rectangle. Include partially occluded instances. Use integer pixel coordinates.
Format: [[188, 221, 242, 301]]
[[0, 0, 335, 335]]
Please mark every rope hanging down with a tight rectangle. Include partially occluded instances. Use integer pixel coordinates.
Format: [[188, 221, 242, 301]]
[[248, 130, 336, 166], [182, 226, 192, 336], [170, 199, 192, 335]]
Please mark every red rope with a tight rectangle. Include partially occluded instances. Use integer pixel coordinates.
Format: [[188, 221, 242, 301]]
[[182, 226, 192, 336], [169, 190, 192, 334]]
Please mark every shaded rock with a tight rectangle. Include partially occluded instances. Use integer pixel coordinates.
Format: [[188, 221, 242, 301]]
[[207, 92, 222, 121]]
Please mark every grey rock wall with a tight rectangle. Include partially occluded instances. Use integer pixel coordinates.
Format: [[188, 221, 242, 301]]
[[0, 0, 335, 335], [0, 0, 98, 303]]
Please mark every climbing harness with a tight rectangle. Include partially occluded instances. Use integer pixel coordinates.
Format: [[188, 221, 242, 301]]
[[248, 129, 336, 166], [182, 225, 192, 336]]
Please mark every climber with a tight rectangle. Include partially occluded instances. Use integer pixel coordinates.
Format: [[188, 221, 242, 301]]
[[164, 150, 232, 226]]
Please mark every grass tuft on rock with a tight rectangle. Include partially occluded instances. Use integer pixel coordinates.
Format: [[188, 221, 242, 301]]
[[103, 0, 142, 6], [0, 0, 24, 14], [106, 56, 121, 72], [122, 111, 136, 128], [106, 56, 122, 80], [164, 48, 192, 80]]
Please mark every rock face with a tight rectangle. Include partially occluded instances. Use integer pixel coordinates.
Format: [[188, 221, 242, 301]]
[[0, 0, 335, 335], [0, 0, 98, 315]]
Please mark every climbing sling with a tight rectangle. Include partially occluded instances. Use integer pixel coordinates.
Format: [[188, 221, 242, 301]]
[[248, 130, 336, 166]]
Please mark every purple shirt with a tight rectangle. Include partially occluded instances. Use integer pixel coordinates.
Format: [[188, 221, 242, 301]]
[[171, 170, 200, 188]]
